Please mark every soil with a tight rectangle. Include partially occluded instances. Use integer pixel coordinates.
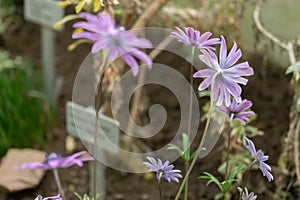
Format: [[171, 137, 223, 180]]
[[0, 7, 296, 200]]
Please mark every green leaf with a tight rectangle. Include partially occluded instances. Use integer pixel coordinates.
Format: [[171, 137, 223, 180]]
[[198, 90, 210, 98], [75, 0, 87, 13], [286, 60, 300, 74], [74, 192, 83, 200], [222, 181, 231, 193], [190, 150, 197, 160], [228, 166, 244, 181], [182, 133, 190, 161], [167, 144, 184, 157], [220, 166, 243, 193], [53, 14, 79, 30], [200, 172, 223, 192]]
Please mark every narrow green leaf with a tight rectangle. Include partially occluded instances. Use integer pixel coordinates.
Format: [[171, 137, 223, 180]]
[[182, 133, 190, 161], [286, 60, 300, 74], [229, 166, 244, 181], [53, 14, 79, 30], [74, 192, 83, 200], [200, 172, 223, 191], [75, 0, 87, 13], [167, 144, 184, 157]]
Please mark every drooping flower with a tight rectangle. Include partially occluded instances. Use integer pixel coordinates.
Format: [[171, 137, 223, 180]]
[[245, 137, 274, 182], [18, 151, 94, 170], [143, 157, 182, 183], [238, 187, 257, 200], [193, 36, 254, 107], [35, 194, 62, 200], [72, 12, 152, 76], [170, 27, 220, 54], [219, 99, 255, 125]]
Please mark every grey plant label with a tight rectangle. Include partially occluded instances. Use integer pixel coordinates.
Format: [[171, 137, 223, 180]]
[[24, 0, 64, 28], [66, 101, 119, 154]]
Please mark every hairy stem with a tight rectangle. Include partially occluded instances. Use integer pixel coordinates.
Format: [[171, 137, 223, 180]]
[[183, 46, 195, 200], [94, 54, 109, 200], [158, 182, 162, 200], [53, 169, 66, 200], [240, 161, 256, 200], [187, 47, 195, 137], [225, 120, 233, 179], [175, 98, 214, 200]]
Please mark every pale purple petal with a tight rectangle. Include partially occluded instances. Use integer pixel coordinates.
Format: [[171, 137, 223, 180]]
[[143, 157, 182, 183], [122, 53, 139, 76], [72, 32, 99, 41], [171, 27, 219, 50], [219, 36, 227, 68], [193, 68, 214, 78], [225, 42, 241, 67], [130, 50, 153, 68], [72, 11, 152, 76], [245, 137, 274, 182], [18, 162, 47, 170], [194, 36, 253, 107], [245, 137, 257, 157], [92, 40, 108, 54]]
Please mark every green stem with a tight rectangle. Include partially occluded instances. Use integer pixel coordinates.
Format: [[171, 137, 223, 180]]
[[94, 54, 109, 200], [175, 98, 214, 200], [240, 160, 256, 200], [52, 169, 66, 200], [183, 46, 195, 200], [184, 172, 189, 200], [225, 120, 232, 179], [187, 47, 195, 136], [158, 182, 162, 200], [93, 115, 99, 200]]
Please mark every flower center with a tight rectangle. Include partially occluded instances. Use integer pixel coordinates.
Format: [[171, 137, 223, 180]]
[[217, 67, 223, 74], [45, 153, 62, 163]]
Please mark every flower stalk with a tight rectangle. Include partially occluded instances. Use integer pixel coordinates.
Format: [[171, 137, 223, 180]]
[[52, 169, 65, 200], [175, 94, 214, 200], [240, 160, 256, 200]]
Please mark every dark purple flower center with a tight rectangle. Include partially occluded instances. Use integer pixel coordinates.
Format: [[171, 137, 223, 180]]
[[45, 153, 62, 163]]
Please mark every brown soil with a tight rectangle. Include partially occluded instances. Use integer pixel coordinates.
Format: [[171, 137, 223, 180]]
[[0, 8, 296, 200]]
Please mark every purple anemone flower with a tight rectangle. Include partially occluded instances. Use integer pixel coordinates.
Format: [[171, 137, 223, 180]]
[[35, 194, 62, 200], [143, 157, 182, 183], [170, 27, 220, 54], [72, 12, 152, 76], [193, 36, 254, 107], [245, 137, 274, 182], [219, 99, 255, 125], [18, 151, 94, 170]]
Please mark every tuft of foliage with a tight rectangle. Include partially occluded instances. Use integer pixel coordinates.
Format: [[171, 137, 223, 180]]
[[200, 166, 244, 195], [75, 192, 101, 200], [0, 50, 48, 155], [168, 133, 198, 164]]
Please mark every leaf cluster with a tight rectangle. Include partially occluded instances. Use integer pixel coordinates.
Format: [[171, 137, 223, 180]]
[[168, 133, 197, 164], [200, 166, 244, 195]]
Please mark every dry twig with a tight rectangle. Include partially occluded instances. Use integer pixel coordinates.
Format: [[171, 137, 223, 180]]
[[253, 0, 300, 187]]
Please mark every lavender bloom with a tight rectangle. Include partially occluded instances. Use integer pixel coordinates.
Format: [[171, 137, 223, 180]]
[[219, 99, 255, 125], [72, 12, 152, 76], [18, 151, 94, 170], [35, 194, 62, 200], [143, 157, 182, 183], [170, 27, 220, 54], [245, 137, 274, 182], [193, 36, 254, 107], [238, 187, 257, 200]]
